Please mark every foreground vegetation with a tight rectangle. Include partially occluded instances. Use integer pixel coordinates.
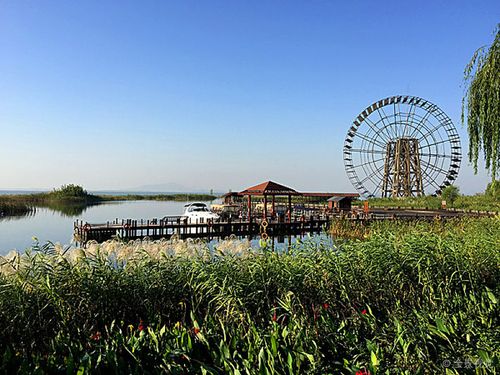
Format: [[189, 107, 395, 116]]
[[0, 218, 498, 373]]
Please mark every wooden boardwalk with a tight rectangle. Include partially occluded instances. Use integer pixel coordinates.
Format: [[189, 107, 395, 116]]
[[74, 208, 496, 244], [74, 215, 332, 244]]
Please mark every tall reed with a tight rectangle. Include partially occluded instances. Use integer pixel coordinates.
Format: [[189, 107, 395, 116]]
[[0, 218, 498, 373]]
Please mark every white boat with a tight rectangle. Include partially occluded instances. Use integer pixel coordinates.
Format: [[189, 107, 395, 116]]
[[181, 202, 219, 224]]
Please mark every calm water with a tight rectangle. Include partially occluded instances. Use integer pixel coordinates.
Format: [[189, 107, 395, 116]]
[[0, 200, 332, 255], [0, 200, 208, 254]]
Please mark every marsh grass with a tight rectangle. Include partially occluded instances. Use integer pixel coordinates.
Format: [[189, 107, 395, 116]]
[[357, 193, 500, 212], [0, 218, 498, 373], [0, 201, 33, 218]]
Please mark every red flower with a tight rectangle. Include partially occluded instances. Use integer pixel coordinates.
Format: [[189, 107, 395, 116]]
[[138, 319, 145, 331], [323, 303, 329, 310], [272, 310, 277, 322], [193, 327, 200, 334], [356, 369, 371, 375], [90, 331, 101, 341], [361, 309, 367, 315]]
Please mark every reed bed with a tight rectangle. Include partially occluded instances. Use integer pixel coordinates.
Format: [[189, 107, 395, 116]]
[[0, 202, 33, 218], [357, 194, 500, 212], [0, 218, 498, 373]]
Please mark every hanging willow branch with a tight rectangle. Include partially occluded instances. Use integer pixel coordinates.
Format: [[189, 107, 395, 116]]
[[462, 25, 500, 180]]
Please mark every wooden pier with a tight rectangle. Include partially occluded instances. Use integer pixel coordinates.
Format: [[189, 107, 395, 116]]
[[74, 215, 332, 244], [74, 208, 496, 245]]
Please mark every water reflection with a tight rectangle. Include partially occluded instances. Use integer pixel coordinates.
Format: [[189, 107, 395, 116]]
[[0, 200, 211, 253], [0, 202, 102, 221], [36, 201, 102, 217], [0, 200, 332, 255]]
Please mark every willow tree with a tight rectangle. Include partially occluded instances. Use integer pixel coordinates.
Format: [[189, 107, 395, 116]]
[[462, 25, 500, 180]]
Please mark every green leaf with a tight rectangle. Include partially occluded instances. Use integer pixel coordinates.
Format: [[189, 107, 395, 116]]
[[270, 336, 277, 357], [485, 288, 498, 304], [287, 352, 293, 372], [371, 351, 379, 367], [436, 318, 449, 334]]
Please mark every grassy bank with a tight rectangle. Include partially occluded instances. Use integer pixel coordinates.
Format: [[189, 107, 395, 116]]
[[355, 193, 500, 212], [0, 218, 498, 373], [0, 185, 101, 218], [0, 185, 217, 218]]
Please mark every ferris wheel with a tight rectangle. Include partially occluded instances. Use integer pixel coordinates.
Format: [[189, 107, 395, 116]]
[[343, 95, 461, 198]]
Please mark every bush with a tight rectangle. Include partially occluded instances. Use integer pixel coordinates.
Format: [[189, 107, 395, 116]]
[[51, 184, 88, 198], [486, 180, 500, 199], [441, 185, 460, 205]]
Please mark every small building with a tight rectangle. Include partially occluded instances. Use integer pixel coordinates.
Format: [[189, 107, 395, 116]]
[[327, 196, 356, 212], [239, 180, 300, 221]]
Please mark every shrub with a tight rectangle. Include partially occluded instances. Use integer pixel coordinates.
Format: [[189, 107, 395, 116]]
[[441, 185, 460, 206]]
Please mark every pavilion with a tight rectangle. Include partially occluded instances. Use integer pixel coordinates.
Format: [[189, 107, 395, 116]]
[[239, 181, 301, 222]]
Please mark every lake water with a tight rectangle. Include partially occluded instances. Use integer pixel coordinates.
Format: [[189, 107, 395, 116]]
[[0, 200, 332, 255], [0, 200, 209, 254]]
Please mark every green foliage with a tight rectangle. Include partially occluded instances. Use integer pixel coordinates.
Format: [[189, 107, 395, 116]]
[[50, 184, 88, 198], [359, 192, 500, 212], [0, 218, 499, 372], [486, 180, 500, 198], [441, 185, 460, 205], [462, 24, 500, 179]]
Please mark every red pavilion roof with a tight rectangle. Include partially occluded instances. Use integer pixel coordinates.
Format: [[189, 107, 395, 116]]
[[239, 181, 301, 196]]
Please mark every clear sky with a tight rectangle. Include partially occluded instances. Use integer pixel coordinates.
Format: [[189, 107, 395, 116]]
[[0, 1, 498, 194]]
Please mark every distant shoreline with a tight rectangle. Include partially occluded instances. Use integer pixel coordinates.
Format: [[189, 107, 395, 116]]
[[0, 190, 221, 196], [0, 190, 218, 218]]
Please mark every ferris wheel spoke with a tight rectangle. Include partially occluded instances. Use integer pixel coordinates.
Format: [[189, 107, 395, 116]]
[[420, 168, 443, 192], [420, 159, 449, 176], [396, 102, 406, 138], [351, 157, 386, 170], [363, 117, 392, 144], [417, 122, 445, 143], [419, 152, 452, 159], [359, 173, 380, 187], [407, 109, 433, 139], [420, 139, 450, 148], [352, 132, 387, 149], [393, 103, 400, 138], [371, 115, 395, 143], [395, 103, 407, 138], [377, 107, 398, 140], [349, 148, 385, 154], [403, 103, 418, 138]]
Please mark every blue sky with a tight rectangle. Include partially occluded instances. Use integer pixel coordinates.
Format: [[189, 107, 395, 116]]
[[0, 1, 498, 194]]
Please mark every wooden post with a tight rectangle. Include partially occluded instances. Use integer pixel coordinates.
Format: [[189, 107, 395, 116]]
[[247, 195, 252, 222], [288, 194, 292, 222], [263, 194, 267, 219], [272, 195, 276, 219]]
